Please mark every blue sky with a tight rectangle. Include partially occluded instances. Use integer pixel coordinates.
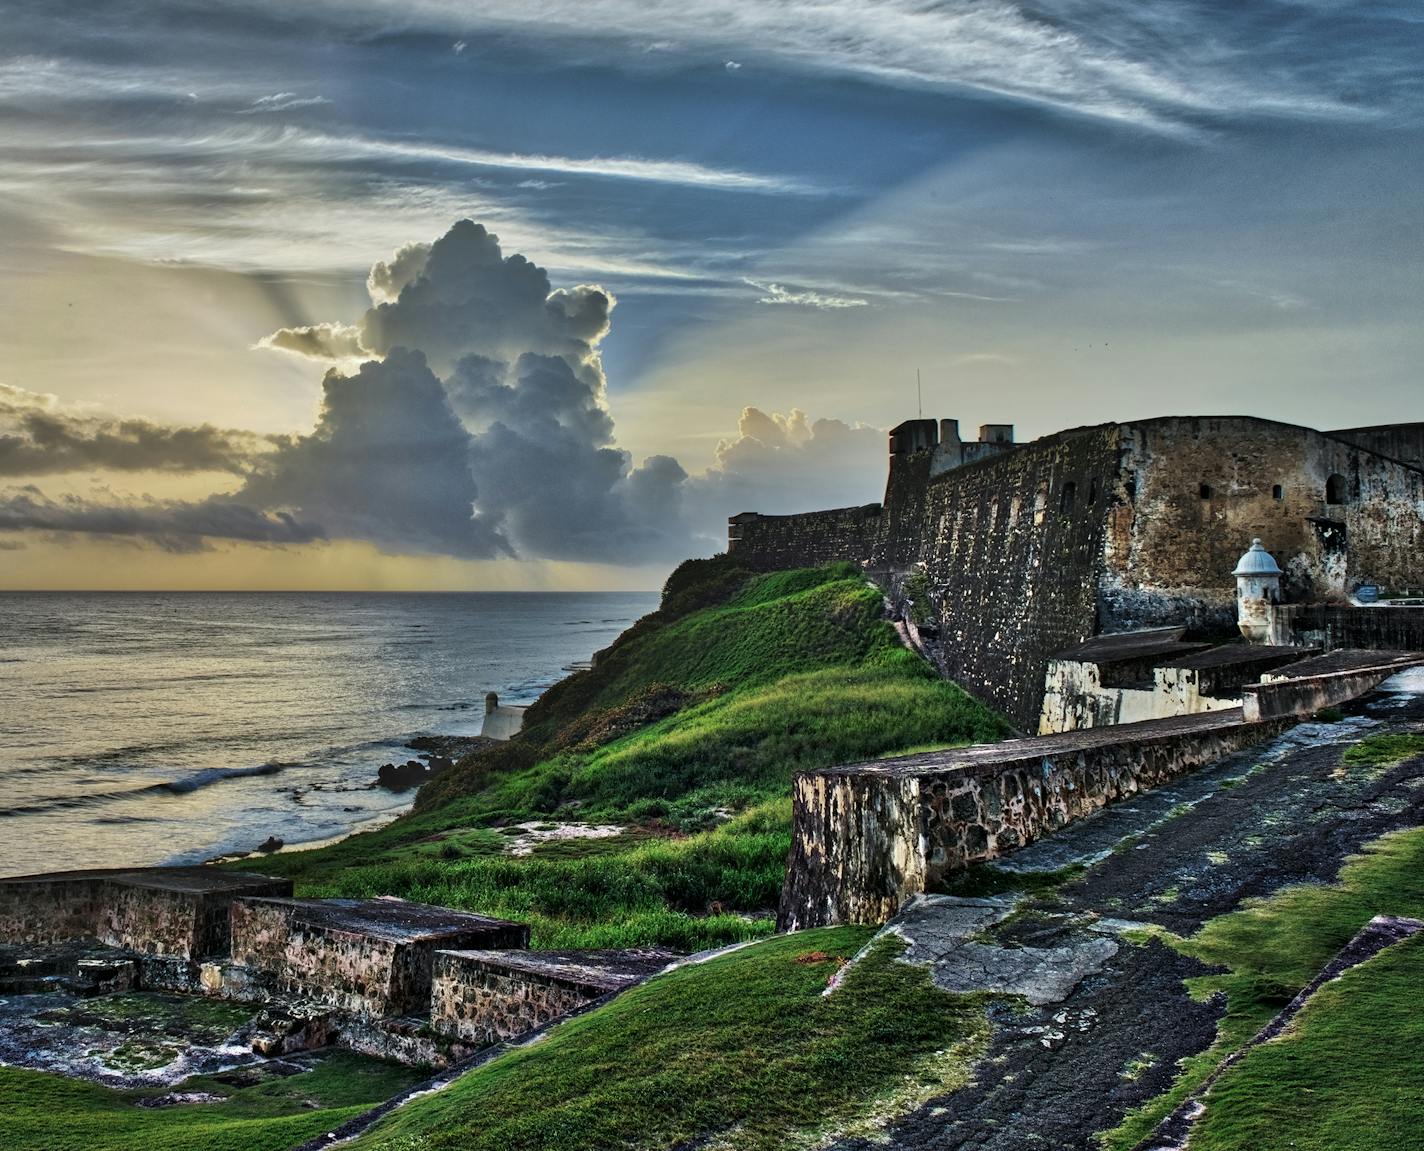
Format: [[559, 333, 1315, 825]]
[[0, 0, 1420, 587]]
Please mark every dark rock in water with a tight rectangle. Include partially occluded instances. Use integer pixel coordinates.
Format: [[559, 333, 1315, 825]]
[[405, 734, 495, 761], [376, 760, 429, 791], [257, 836, 284, 853]]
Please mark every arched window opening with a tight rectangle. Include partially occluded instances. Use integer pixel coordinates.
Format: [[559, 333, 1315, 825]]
[[1272, 484, 1284, 500], [1326, 474, 1347, 505], [1199, 483, 1213, 500], [1061, 481, 1077, 514]]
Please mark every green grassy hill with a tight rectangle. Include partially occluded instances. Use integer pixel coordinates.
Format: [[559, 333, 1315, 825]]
[[250, 558, 1009, 949]]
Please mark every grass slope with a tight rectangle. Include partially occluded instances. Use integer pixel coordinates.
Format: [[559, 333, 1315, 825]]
[[1101, 823, 1424, 1149], [0, 1052, 422, 1151], [347, 928, 989, 1151], [251, 560, 1008, 948]]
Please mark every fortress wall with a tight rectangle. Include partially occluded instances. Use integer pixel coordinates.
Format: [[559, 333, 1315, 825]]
[[1103, 418, 1424, 630], [1273, 605, 1424, 651], [726, 504, 881, 572], [1339, 451, 1424, 595], [1330, 423, 1424, 471], [890, 427, 1122, 729]]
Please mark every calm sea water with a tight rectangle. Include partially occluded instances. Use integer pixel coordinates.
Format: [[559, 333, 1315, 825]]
[[0, 591, 657, 876]]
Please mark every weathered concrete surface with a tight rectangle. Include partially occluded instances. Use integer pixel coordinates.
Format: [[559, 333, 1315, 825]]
[[882, 895, 1119, 1007], [0, 867, 292, 958], [822, 676, 1424, 1151], [430, 948, 675, 1044], [779, 709, 1292, 930], [229, 896, 529, 1018]]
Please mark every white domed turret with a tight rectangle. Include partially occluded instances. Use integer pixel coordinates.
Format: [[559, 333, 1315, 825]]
[[1234, 538, 1282, 643]]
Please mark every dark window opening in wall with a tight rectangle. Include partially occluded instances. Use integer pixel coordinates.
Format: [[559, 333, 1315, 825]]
[[1088, 478, 1099, 505], [1326, 473, 1347, 505], [1061, 481, 1077, 514], [1272, 484, 1284, 500], [1199, 483, 1213, 500], [1124, 477, 1137, 502]]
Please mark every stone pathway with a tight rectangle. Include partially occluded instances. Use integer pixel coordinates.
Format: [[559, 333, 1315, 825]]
[[823, 675, 1424, 1151]]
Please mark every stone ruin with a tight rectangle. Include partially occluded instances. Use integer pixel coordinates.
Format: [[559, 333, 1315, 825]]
[[0, 866, 674, 1073]]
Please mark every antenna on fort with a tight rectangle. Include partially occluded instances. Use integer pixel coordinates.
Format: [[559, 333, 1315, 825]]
[[916, 369, 922, 419]]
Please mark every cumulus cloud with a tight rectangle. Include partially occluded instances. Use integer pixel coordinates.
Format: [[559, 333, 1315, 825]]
[[233, 348, 506, 558], [687, 406, 886, 525], [360, 220, 615, 380], [256, 322, 368, 361], [3, 221, 891, 564], [451, 352, 689, 561], [0, 384, 274, 476], [366, 241, 432, 304]]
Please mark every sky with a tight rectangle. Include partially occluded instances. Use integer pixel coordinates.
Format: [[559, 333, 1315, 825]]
[[0, 0, 1420, 589]]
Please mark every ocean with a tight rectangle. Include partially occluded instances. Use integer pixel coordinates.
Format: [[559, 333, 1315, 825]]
[[0, 591, 658, 876]]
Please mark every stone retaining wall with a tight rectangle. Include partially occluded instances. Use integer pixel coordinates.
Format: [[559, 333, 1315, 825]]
[[229, 897, 530, 1018], [779, 711, 1293, 929], [429, 949, 673, 1044]]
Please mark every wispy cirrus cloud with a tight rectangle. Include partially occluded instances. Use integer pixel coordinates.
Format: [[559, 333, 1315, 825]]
[[239, 92, 330, 114], [209, 0, 1418, 130], [745, 279, 868, 309]]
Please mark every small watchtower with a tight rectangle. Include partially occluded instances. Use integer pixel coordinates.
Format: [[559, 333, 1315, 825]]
[[1234, 539, 1283, 643]]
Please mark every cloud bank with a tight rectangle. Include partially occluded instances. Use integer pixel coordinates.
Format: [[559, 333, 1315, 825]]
[[3, 221, 889, 563], [0, 384, 276, 476]]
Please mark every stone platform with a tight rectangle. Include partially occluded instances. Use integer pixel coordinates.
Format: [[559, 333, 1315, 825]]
[[229, 896, 530, 1017], [430, 948, 675, 1043]]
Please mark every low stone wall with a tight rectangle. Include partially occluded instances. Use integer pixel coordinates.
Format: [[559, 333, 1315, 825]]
[[430, 949, 673, 1044], [0, 868, 291, 958], [229, 897, 529, 1018], [779, 711, 1294, 929], [1243, 653, 1423, 721]]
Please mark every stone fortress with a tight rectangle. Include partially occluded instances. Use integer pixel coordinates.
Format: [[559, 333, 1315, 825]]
[[2, 411, 1422, 1090], [725, 414, 1424, 929]]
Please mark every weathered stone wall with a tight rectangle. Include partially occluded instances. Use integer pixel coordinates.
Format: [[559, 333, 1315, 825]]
[[1331, 423, 1424, 471], [0, 869, 291, 958], [228, 897, 529, 1018], [1103, 417, 1424, 629], [1272, 605, 1424, 651], [727, 504, 881, 572], [1242, 653, 1423, 721], [0, 873, 109, 946], [779, 711, 1293, 929], [229, 899, 411, 1017], [430, 954, 598, 1043], [726, 415, 1424, 728]]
